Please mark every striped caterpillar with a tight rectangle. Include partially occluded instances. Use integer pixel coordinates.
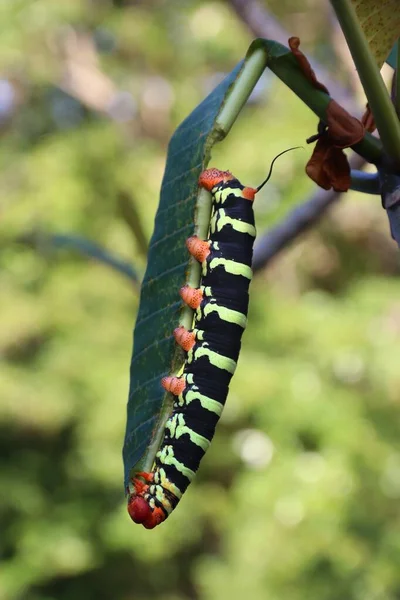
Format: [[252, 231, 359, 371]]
[[127, 150, 297, 529]]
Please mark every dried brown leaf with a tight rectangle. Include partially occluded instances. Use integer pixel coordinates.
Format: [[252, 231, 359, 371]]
[[306, 136, 351, 192], [289, 36, 329, 94], [326, 99, 365, 147]]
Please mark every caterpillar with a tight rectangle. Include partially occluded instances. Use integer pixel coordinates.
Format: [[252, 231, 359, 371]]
[[127, 149, 298, 529]]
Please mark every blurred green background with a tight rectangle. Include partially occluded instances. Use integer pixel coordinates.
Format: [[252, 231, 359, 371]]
[[1, 1, 400, 599]]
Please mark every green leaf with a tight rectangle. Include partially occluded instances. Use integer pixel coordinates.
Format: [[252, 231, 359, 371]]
[[122, 37, 382, 491], [351, 0, 400, 68]]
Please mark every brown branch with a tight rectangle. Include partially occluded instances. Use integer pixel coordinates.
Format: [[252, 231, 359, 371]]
[[252, 153, 366, 273], [58, 30, 117, 113], [228, 0, 358, 113]]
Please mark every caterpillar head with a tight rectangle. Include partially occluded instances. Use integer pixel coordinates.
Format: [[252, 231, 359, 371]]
[[127, 495, 165, 529], [128, 495, 151, 524], [198, 168, 234, 191]]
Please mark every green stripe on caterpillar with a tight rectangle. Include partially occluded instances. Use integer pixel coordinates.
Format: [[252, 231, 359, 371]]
[[127, 148, 300, 529]]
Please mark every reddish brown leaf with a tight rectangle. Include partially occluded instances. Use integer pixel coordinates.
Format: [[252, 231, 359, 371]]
[[288, 37, 329, 94], [306, 136, 351, 192], [289, 39, 365, 192], [305, 99, 365, 191], [326, 99, 365, 147]]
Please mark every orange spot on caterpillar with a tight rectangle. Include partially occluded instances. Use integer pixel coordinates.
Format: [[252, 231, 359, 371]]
[[179, 284, 203, 309], [174, 326, 196, 351], [242, 186, 257, 201], [186, 236, 210, 262], [198, 168, 235, 191], [162, 375, 186, 395]]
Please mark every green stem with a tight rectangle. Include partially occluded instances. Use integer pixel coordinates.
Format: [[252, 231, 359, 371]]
[[215, 39, 384, 165], [218, 40, 384, 165], [217, 48, 271, 134], [268, 53, 383, 164], [330, 0, 400, 166]]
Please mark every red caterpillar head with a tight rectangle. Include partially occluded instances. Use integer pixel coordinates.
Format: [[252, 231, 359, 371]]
[[198, 168, 234, 191], [127, 494, 166, 529], [128, 496, 151, 524], [127, 474, 167, 529]]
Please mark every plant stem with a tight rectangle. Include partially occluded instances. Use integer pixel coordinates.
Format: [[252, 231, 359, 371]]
[[350, 170, 380, 194], [216, 49, 268, 134], [330, 0, 400, 166], [268, 53, 383, 164], [228, 0, 357, 113]]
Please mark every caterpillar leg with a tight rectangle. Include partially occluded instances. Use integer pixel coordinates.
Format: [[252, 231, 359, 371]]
[[128, 471, 154, 495], [186, 236, 210, 262], [136, 471, 154, 485], [173, 326, 196, 351], [180, 284, 203, 309], [198, 168, 234, 191], [161, 375, 186, 395]]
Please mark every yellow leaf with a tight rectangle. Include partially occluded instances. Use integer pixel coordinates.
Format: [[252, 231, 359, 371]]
[[352, 0, 400, 67]]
